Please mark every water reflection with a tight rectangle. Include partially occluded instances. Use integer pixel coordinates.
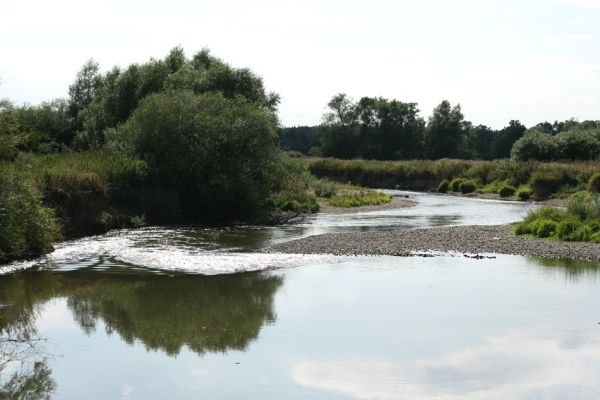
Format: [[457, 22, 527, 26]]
[[527, 257, 600, 281], [0, 271, 57, 399], [1, 268, 282, 357]]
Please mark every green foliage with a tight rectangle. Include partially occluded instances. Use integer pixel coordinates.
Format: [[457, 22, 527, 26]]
[[529, 171, 564, 199], [319, 93, 426, 160], [426, 100, 471, 159], [328, 191, 392, 208], [459, 180, 477, 194], [437, 179, 450, 193], [129, 214, 147, 228], [556, 218, 581, 241], [515, 194, 600, 243], [309, 157, 599, 198], [111, 90, 279, 221], [587, 172, 600, 193], [450, 178, 466, 192], [516, 185, 533, 201], [268, 154, 319, 214], [76, 47, 278, 149], [536, 219, 559, 238], [313, 179, 339, 198], [566, 191, 600, 221], [0, 170, 61, 262], [498, 185, 517, 197], [512, 123, 600, 161], [0, 100, 23, 161]]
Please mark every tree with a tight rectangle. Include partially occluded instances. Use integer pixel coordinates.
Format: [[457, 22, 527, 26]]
[[68, 59, 101, 130], [77, 48, 279, 149], [493, 120, 526, 158], [110, 90, 280, 220], [425, 100, 469, 159]]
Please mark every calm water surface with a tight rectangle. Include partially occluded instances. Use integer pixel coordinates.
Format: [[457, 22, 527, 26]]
[[1, 192, 599, 399]]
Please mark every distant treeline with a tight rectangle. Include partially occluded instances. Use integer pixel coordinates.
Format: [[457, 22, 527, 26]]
[[281, 94, 600, 162]]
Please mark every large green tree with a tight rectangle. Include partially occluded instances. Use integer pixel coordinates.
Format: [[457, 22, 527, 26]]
[[76, 47, 279, 149], [425, 100, 470, 159], [110, 90, 280, 220]]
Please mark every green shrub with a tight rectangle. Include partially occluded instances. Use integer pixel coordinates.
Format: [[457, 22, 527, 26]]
[[556, 218, 581, 241], [588, 172, 600, 193], [449, 178, 466, 192], [0, 171, 61, 262], [567, 191, 600, 221], [313, 179, 339, 198], [498, 185, 517, 197], [529, 172, 564, 199], [516, 185, 533, 201], [437, 179, 450, 193], [130, 214, 147, 228], [459, 180, 477, 194], [590, 232, 600, 243], [536, 219, 558, 238]]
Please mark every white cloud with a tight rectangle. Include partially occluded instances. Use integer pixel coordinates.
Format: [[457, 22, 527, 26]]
[[293, 333, 600, 399]]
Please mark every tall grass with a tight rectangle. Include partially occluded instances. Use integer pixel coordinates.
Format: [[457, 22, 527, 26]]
[[309, 157, 600, 198]]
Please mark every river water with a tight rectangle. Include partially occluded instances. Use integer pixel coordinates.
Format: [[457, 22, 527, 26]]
[[1, 192, 599, 399]]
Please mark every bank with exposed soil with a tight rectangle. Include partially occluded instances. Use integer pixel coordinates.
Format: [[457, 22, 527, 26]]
[[268, 224, 600, 261]]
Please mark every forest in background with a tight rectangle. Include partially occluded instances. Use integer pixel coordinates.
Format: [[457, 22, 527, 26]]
[[282, 94, 600, 162]]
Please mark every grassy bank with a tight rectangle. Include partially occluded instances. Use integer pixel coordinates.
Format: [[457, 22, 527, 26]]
[[0, 150, 319, 264], [309, 157, 600, 200], [515, 191, 600, 243]]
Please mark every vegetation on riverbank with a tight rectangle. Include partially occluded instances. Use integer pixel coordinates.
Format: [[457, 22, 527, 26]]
[[309, 157, 600, 200], [514, 190, 600, 243], [0, 48, 318, 263]]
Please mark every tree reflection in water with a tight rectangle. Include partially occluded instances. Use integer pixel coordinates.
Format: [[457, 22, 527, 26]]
[[0, 271, 58, 399], [0, 266, 283, 396]]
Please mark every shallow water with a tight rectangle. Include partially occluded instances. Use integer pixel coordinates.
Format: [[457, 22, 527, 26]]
[[2, 192, 599, 399]]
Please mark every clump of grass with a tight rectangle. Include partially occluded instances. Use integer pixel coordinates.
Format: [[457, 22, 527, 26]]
[[459, 180, 478, 194], [313, 179, 339, 198], [514, 191, 600, 243], [437, 179, 450, 193], [516, 185, 533, 201], [529, 171, 564, 199], [498, 185, 517, 197], [449, 178, 466, 192], [328, 190, 393, 208], [588, 172, 600, 193]]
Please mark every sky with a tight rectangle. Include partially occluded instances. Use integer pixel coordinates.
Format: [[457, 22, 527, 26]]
[[0, 0, 599, 128]]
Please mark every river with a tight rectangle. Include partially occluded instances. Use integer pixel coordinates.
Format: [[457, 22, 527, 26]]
[[1, 191, 599, 399]]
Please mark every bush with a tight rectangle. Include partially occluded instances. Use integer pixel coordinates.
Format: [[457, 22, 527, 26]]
[[556, 218, 581, 241], [536, 219, 558, 238], [449, 178, 466, 192], [529, 172, 564, 199], [516, 185, 533, 201], [313, 179, 339, 198], [567, 191, 600, 221], [437, 179, 450, 193], [588, 172, 600, 193], [498, 185, 517, 197], [590, 232, 600, 243], [459, 180, 477, 194], [0, 171, 61, 262], [110, 90, 280, 221]]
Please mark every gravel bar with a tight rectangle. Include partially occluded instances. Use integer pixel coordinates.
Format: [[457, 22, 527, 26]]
[[267, 224, 600, 261]]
